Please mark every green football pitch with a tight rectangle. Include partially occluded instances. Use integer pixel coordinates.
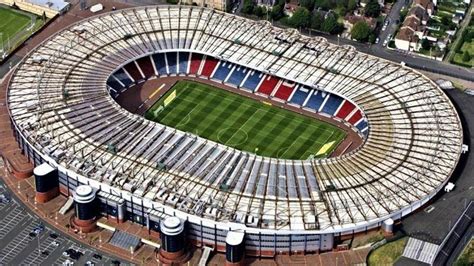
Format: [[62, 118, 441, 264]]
[[145, 80, 346, 160], [0, 7, 31, 40]]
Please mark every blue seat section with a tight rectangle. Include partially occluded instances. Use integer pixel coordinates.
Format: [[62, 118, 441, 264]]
[[106, 76, 123, 91], [304, 91, 326, 111], [321, 95, 344, 115], [178, 52, 189, 74], [166, 52, 178, 74], [226, 65, 247, 86], [289, 86, 311, 105], [241, 70, 263, 92], [113, 69, 133, 87], [356, 120, 368, 132], [211, 61, 233, 81], [152, 53, 167, 75]]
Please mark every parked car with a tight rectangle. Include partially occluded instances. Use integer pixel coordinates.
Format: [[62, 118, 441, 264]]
[[92, 254, 102, 260], [375, 37, 380, 44]]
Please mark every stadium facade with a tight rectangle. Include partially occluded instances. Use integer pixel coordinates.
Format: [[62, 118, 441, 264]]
[[6, 6, 463, 258]]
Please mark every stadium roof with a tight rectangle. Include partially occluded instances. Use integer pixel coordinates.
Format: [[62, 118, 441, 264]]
[[7, 6, 463, 234]]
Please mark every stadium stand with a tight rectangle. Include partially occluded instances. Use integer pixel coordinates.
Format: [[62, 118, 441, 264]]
[[321, 95, 344, 116], [200, 56, 218, 77], [124, 62, 143, 82], [178, 52, 189, 74], [304, 91, 327, 111], [241, 70, 263, 92], [6, 6, 463, 256], [112, 68, 134, 87], [257, 75, 280, 96], [211, 61, 234, 81], [225, 65, 247, 87], [347, 110, 363, 125], [152, 53, 167, 75], [273, 81, 295, 101], [289, 86, 311, 106], [136, 56, 155, 79], [166, 52, 178, 75], [188, 53, 203, 75], [335, 100, 355, 120]]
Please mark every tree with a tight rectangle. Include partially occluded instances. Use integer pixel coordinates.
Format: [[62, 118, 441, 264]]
[[321, 14, 343, 34], [271, 4, 285, 20], [421, 38, 430, 50], [242, 0, 254, 15], [351, 21, 371, 41], [255, 6, 265, 17], [441, 15, 451, 26], [300, 0, 315, 11], [288, 7, 311, 28], [314, 0, 333, 10], [311, 11, 325, 30], [462, 50, 471, 62], [347, 0, 357, 11], [364, 0, 381, 18], [368, 33, 376, 43]]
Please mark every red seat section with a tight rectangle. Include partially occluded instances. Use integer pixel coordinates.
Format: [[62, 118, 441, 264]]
[[347, 110, 362, 125], [257, 75, 279, 95], [200, 56, 218, 77], [124, 62, 142, 81], [189, 53, 202, 74], [136, 56, 155, 79], [274, 81, 295, 101], [335, 101, 355, 119]]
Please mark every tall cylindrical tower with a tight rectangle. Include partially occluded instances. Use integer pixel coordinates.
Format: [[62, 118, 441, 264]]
[[33, 163, 59, 203], [225, 231, 245, 266], [158, 216, 190, 264], [72, 185, 97, 232]]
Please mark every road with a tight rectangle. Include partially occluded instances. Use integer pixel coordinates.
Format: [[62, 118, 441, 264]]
[[377, 0, 410, 46]]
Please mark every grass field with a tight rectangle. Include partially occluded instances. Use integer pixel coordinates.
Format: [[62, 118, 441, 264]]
[[145, 80, 346, 160], [0, 6, 44, 56], [368, 237, 408, 265]]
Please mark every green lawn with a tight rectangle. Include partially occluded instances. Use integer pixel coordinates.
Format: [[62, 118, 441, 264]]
[[0, 7, 31, 41], [145, 80, 346, 160], [368, 237, 408, 266], [0, 6, 45, 56]]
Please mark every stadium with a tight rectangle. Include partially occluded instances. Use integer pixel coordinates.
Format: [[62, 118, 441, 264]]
[[6, 5, 464, 260]]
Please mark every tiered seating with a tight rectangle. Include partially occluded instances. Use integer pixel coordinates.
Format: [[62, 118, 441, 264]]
[[321, 95, 344, 116], [112, 68, 134, 87], [289, 86, 311, 106], [304, 91, 326, 111], [226, 65, 247, 86], [273, 81, 295, 101], [124, 62, 143, 82], [347, 110, 363, 125], [178, 52, 189, 74], [166, 52, 178, 74], [136, 56, 155, 78], [152, 53, 167, 75], [356, 120, 368, 133], [257, 75, 279, 95], [200, 56, 218, 77], [335, 100, 355, 119], [241, 70, 263, 91], [188, 53, 203, 75], [106, 76, 123, 91], [211, 61, 233, 81]]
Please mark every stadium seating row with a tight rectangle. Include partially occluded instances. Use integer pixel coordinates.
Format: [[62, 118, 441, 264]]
[[107, 52, 368, 135]]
